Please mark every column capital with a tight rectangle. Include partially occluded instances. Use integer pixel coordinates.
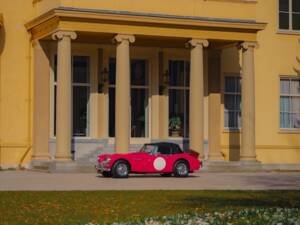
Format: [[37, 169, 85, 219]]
[[188, 39, 209, 48], [113, 34, 135, 44], [52, 31, 77, 41], [240, 41, 259, 50]]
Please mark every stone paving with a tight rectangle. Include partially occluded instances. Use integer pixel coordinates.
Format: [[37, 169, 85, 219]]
[[1, 171, 300, 191]]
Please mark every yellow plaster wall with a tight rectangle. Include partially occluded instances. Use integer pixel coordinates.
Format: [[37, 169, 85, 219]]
[[0, 1, 34, 168], [254, 0, 300, 164], [33, 0, 60, 15], [220, 1, 300, 163]]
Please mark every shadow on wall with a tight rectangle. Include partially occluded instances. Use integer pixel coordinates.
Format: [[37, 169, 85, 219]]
[[0, 22, 5, 55], [0, 17, 5, 167], [294, 39, 300, 75], [220, 46, 241, 161], [294, 56, 300, 75]]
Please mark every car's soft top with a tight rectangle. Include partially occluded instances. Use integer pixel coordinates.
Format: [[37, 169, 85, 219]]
[[144, 142, 183, 154]]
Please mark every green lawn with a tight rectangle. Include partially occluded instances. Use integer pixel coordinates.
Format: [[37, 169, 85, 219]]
[[0, 191, 299, 225]]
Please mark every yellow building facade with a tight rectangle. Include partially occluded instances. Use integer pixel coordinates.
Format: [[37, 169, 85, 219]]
[[0, 0, 299, 170]]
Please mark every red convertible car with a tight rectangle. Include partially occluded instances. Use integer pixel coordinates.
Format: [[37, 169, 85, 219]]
[[96, 142, 201, 178]]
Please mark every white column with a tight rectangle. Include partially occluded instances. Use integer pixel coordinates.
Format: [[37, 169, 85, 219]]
[[114, 34, 135, 153], [188, 39, 209, 159], [52, 31, 77, 161], [240, 41, 258, 161]]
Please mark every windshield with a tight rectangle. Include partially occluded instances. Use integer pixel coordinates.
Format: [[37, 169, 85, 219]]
[[140, 144, 158, 155]]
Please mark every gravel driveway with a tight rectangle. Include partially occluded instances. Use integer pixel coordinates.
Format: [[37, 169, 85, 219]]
[[1, 171, 300, 191]]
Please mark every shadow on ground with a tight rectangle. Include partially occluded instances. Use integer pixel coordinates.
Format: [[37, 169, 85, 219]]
[[178, 191, 300, 211]]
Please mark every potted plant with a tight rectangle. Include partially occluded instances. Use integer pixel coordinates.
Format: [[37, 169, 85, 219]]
[[169, 116, 182, 137]]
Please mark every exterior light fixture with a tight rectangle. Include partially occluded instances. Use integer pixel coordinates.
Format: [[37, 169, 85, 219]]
[[159, 70, 169, 95], [99, 67, 109, 93]]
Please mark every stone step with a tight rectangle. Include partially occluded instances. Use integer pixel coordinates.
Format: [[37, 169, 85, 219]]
[[201, 160, 262, 172]]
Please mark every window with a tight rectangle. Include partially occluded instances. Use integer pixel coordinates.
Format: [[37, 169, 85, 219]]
[[168, 60, 190, 138], [72, 56, 90, 136], [280, 78, 300, 129], [108, 58, 149, 138], [224, 76, 242, 129], [279, 0, 300, 31], [53, 55, 90, 137], [171, 144, 183, 154], [140, 144, 158, 155], [157, 145, 172, 155]]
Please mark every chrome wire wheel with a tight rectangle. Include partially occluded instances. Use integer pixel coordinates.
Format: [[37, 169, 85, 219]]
[[112, 160, 130, 178], [116, 163, 128, 176], [174, 161, 189, 177]]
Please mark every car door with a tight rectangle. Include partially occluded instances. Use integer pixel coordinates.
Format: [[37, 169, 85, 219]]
[[130, 145, 157, 173], [148, 144, 173, 173]]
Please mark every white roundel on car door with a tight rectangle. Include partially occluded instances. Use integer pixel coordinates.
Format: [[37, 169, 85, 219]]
[[153, 157, 166, 171]]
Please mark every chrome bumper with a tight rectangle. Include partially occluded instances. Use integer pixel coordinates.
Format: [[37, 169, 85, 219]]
[[95, 163, 111, 173]]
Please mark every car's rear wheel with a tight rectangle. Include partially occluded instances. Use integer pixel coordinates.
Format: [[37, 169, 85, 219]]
[[112, 160, 130, 178], [102, 171, 112, 178], [173, 160, 189, 177]]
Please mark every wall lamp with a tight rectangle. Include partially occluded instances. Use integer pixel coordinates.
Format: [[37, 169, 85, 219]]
[[98, 67, 109, 93], [159, 70, 169, 95]]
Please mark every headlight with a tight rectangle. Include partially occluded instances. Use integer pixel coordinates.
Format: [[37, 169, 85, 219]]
[[102, 158, 111, 164]]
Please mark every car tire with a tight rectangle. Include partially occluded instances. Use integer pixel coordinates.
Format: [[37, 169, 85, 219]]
[[112, 160, 130, 178], [102, 171, 112, 178], [160, 173, 172, 177], [173, 160, 189, 177]]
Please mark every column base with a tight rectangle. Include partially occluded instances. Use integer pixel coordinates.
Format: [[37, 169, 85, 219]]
[[208, 153, 224, 161], [240, 155, 257, 162], [54, 155, 72, 162], [31, 155, 50, 161], [30, 160, 51, 171]]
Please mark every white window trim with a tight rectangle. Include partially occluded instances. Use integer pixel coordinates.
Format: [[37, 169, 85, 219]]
[[279, 76, 300, 131], [278, 0, 300, 33], [223, 75, 242, 130], [72, 55, 91, 137], [168, 60, 190, 138]]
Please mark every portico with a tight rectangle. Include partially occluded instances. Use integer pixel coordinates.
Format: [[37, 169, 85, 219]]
[[26, 7, 265, 170]]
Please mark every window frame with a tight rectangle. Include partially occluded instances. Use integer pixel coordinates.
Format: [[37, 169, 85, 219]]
[[223, 74, 242, 131], [168, 59, 190, 138], [278, 0, 300, 33], [279, 76, 300, 131], [72, 55, 91, 137]]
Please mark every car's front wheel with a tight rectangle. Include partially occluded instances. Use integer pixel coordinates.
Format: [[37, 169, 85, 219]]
[[112, 160, 130, 178], [173, 160, 189, 177]]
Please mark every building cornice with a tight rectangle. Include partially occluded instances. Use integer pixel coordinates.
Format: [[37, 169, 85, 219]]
[[204, 0, 257, 4], [25, 7, 267, 41], [26, 7, 266, 31]]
